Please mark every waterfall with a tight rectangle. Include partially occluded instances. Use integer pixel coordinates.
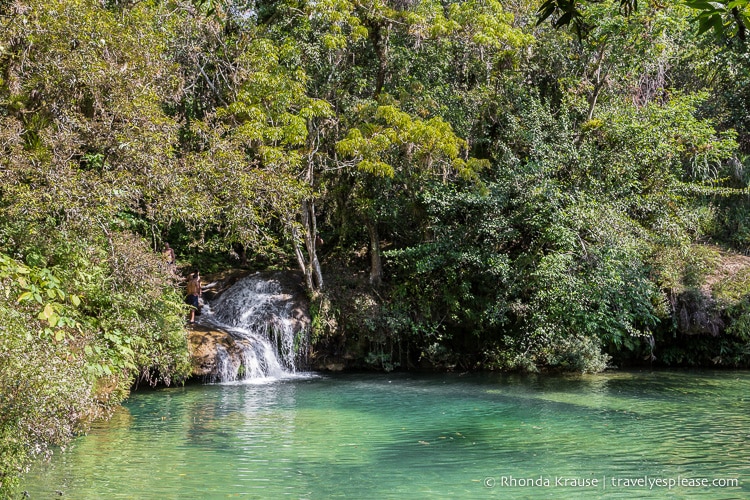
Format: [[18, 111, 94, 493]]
[[198, 273, 310, 383]]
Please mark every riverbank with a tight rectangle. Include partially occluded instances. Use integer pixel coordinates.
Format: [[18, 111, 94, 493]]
[[186, 251, 750, 384]]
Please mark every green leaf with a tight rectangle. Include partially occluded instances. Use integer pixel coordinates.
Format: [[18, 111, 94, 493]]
[[712, 14, 724, 36], [71, 294, 81, 307], [48, 313, 60, 327], [555, 12, 574, 28], [698, 15, 715, 35], [685, 0, 714, 9]]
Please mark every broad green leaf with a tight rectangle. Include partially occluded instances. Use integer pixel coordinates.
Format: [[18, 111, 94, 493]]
[[48, 313, 59, 327]]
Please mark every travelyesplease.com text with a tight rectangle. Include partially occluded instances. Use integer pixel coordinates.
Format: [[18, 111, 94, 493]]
[[483, 475, 740, 490]]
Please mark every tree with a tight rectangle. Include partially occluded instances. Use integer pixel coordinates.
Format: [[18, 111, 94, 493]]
[[336, 102, 487, 285], [0, 2, 192, 491], [537, 0, 750, 43]]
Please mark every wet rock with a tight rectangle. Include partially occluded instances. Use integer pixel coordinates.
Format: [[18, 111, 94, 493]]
[[187, 324, 251, 379]]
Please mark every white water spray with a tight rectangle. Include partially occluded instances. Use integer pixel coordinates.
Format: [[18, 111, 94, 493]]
[[199, 274, 309, 382]]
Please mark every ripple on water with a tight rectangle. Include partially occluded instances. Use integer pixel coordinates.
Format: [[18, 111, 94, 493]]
[[18, 371, 750, 499]]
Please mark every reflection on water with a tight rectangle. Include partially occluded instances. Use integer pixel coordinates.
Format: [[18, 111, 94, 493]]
[[20, 371, 750, 499]]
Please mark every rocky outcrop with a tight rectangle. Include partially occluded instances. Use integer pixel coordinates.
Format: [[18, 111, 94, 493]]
[[188, 324, 252, 380], [674, 290, 724, 336], [673, 249, 750, 336]]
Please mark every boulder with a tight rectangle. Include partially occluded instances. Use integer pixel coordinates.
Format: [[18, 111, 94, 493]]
[[187, 324, 252, 379]]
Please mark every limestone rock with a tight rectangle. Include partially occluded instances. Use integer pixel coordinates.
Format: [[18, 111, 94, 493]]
[[674, 250, 750, 336], [188, 324, 251, 379]]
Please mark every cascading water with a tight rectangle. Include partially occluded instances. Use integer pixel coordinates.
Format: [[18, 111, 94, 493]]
[[198, 273, 310, 383]]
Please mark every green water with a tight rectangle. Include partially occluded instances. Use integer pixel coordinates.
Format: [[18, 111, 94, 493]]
[[19, 371, 749, 499]]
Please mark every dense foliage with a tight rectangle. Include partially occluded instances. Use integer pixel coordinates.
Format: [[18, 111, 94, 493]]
[[1, 0, 749, 493]]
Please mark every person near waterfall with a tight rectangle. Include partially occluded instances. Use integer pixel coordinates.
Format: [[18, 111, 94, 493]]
[[186, 270, 202, 324], [162, 242, 176, 272]]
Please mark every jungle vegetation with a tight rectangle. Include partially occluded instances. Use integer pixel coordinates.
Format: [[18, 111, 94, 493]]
[[1, 0, 750, 493]]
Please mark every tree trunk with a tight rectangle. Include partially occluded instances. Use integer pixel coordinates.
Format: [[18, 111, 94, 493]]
[[292, 134, 325, 294], [587, 41, 609, 121], [291, 224, 315, 292], [366, 219, 382, 287], [370, 21, 389, 98], [301, 199, 323, 291], [232, 242, 247, 266]]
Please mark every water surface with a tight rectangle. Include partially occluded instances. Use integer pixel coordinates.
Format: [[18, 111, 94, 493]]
[[20, 371, 749, 499]]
